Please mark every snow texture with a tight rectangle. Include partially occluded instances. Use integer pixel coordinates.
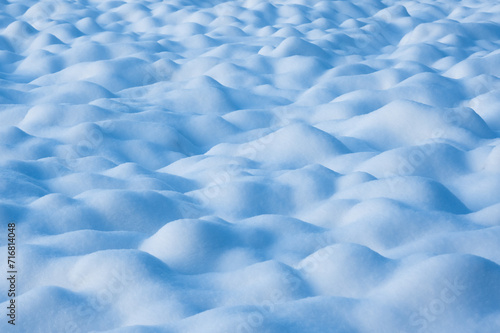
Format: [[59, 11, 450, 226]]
[[0, 0, 500, 332]]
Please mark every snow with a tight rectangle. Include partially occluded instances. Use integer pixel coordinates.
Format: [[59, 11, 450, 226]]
[[0, 0, 500, 332]]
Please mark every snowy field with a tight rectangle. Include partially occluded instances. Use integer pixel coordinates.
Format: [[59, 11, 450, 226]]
[[0, 0, 500, 332]]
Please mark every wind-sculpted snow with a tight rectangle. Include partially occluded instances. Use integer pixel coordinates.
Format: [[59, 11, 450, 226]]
[[0, 0, 499, 332]]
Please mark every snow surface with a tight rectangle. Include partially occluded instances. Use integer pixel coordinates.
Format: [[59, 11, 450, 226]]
[[0, 0, 500, 332]]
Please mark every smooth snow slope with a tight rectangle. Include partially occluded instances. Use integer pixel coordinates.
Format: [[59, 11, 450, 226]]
[[0, 0, 500, 332]]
